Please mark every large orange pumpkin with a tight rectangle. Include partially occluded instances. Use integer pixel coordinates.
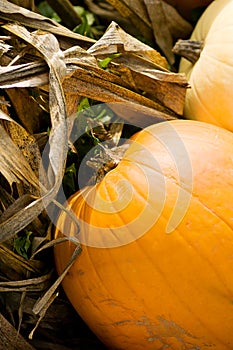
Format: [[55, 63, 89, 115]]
[[54, 120, 233, 350], [179, 0, 233, 131]]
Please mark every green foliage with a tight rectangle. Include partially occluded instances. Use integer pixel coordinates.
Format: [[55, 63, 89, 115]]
[[98, 53, 122, 69], [73, 6, 96, 38], [37, 1, 61, 22], [14, 230, 33, 259], [62, 161, 77, 197]]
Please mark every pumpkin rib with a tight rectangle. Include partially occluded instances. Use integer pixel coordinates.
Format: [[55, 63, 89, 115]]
[[186, 67, 221, 125], [122, 155, 233, 234], [71, 188, 160, 332], [191, 195, 233, 231], [55, 208, 139, 336], [179, 0, 233, 130], [137, 241, 229, 348], [99, 169, 233, 344], [63, 262, 128, 345], [104, 165, 149, 209], [79, 246, 173, 348], [149, 203, 233, 327], [96, 239, 201, 349], [173, 223, 233, 297], [84, 248, 140, 325], [87, 191, 233, 347], [136, 230, 213, 326], [158, 227, 233, 349], [65, 202, 217, 347], [54, 120, 233, 349]]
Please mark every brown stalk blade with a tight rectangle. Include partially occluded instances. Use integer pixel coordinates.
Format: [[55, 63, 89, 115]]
[[87, 21, 168, 69], [0, 0, 95, 44], [5, 88, 47, 134], [105, 0, 153, 43], [0, 61, 49, 88], [0, 270, 53, 292], [46, 0, 82, 29], [63, 64, 177, 125], [0, 243, 43, 279], [87, 22, 187, 115], [0, 24, 68, 243], [32, 244, 82, 315], [0, 123, 39, 189], [144, 0, 192, 65]]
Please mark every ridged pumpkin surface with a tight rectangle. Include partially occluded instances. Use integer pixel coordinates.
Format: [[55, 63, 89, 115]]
[[179, 0, 233, 131], [54, 120, 233, 350]]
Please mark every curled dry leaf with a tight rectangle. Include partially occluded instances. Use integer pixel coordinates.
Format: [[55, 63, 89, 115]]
[[62, 22, 188, 126], [87, 20, 168, 68], [145, 0, 193, 65], [0, 61, 49, 89], [45, 0, 82, 30], [104, 0, 154, 43], [87, 22, 187, 117], [0, 0, 95, 46], [0, 121, 39, 190], [103, 0, 193, 65], [5, 88, 47, 134], [0, 24, 68, 243]]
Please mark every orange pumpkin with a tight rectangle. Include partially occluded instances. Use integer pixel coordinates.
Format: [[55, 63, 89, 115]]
[[179, 0, 233, 131], [164, 0, 213, 20], [54, 120, 233, 350]]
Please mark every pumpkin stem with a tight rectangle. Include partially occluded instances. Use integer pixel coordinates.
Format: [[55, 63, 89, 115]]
[[172, 39, 203, 65], [86, 143, 130, 185]]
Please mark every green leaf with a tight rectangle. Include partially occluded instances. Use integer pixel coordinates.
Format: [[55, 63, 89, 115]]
[[78, 97, 91, 112], [14, 230, 33, 259], [37, 1, 61, 22], [98, 53, 122, 69], [63, 162, 77, 197]]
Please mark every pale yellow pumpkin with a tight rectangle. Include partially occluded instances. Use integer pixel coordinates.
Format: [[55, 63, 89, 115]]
[[179, 0, 233, 131]]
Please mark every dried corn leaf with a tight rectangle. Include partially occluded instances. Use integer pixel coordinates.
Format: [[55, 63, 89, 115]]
[[0, 39, 11, 57], [63, 63, 176, 126], [2, 124, 42, 195], [87, 22, 187, 115], [0, 0, 95, 45], [0, 243, 43, 281], [7, 0, 35, 10], [0, 186, 14, 212], [0, 313, 36, 350], [0, 25, 68, 243], [62, 42, 179, 124], [32, 244, 82, 315], [0, 270, 52, 292], [0, 194, 37, 224], [104, 0, 193, 65], [105, 0, 153, 44], [109, 57, 187, 115], [144, 0, 192, 65], [28, 289, 58, 340], [0, 61, 49, 88], [87, 21, 168, 69], [0, 123, 39, 188], [45, 0, 82, 30], [5, 88, 46, 133], [0, 110, 47, 196]]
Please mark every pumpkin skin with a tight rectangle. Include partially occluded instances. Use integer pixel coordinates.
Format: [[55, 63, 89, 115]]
[[164, 0, 213, 20], [54, 120, 233, 350], [179, 0, 233, 132]]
